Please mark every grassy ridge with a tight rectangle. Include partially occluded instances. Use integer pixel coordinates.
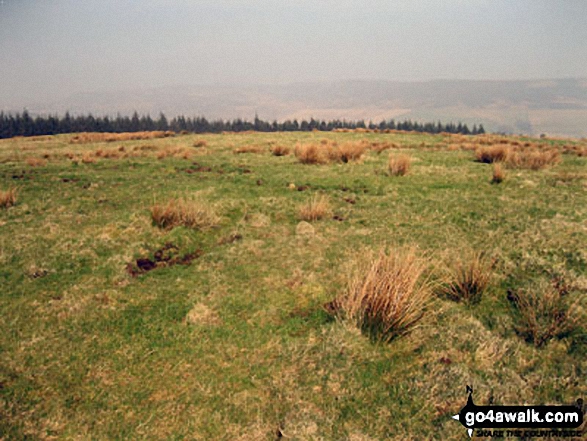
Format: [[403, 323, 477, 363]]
[[0, 131, 586, 439]]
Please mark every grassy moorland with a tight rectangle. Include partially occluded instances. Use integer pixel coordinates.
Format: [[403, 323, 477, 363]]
[[0, 130, 586, 440]]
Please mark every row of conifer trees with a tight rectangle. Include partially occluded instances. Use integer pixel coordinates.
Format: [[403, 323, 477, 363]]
[[0, 110, 485, 139]]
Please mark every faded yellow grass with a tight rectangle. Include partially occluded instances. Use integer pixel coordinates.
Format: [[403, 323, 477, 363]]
[[336, 248, 433, 342], [270, 144, 290, 156], [233, 145, 264, 154], [508, 279, 583, 348], [70, 131, 175, 144], [297, 194, 331, 221], [294, 141, 367, 164], [0, 187, 18, 208], [25, 157, 47, 167], [150, 198, 219, 230], [388, 154, 411, 176], [440, 251, 494, 304], [492, 162, 505, 184]]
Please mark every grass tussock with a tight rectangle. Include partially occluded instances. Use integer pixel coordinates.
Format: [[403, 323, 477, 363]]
[[156, 146, 192, 160], [270, 144, 291, 156], [297, 194, 331, 221], [25, 157, 47, 167], [193, 139, 208, 148], [150, 198, 219, 230], [294, 141, 367, 164], [0, 187, 17, 208], [492, 162, 505, 184], [507, 279, 583, 348], [233, 145, 264, 154], [294, 143, 328, 164], [475, 145, 510, 163], [440, 251, 494, 304], [336, 248, 433, 342], [331, 141, 368, 163], [371, 141, 399, 154], [388, 154, 411, 176], [507, 149, 560, 170], [70, 131, 175, 144], [475, 144, 561, 170], [81, 153, 96, 164]]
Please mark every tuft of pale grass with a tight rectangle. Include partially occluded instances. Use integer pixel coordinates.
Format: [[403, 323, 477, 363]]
[[150, 198, 219, 230], [25, 157, 47, 167], [332, 141, 367, 163], [233, 145, 264, 154], [440, 251, 494, 304], [193, 139, 208, 148], [388, 154, 411, 176], [336, 248, 433, 342], [70, 131, 174, 144], [294, 143, 327, 164], [297, 194, 331, 221], [81, 153, 96, 164], [507, 279, 583, 348], [0, 187, 18, 208], [507, 149, 560, 170], [475, 145, 510, 163], [270, 144, 290, 156], [491, 163, 505, 184]]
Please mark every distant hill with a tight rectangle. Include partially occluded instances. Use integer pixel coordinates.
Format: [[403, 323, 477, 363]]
[[6, 79, 587, 138]]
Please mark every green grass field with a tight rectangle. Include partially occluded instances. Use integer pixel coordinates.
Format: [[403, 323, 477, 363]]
[[1, 131, 586, 440]]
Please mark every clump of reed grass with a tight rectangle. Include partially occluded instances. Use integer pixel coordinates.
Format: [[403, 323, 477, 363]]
[[150, 198, 219, 230], [439, 251, 494, 304], [507, 149, 560, 170], [0, 187, 18, 208], [507, 278, 582, 348], [233, 145, 264, 154], [25, 157, 47, 167], [388, 154, 411, 176], [270, 145, 290, 156], [335, 248, 433, 342], [70, 131, 174, 144], [193, 139, 208, 148], [492, 163, 505, 184], [475, 145, 510, 163], [294, 143, 328, 164], [297, 194, 331, 221]]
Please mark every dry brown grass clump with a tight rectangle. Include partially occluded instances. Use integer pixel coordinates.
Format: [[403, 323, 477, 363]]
[[294, 141, 368, 164], [492, 163, 505, 184], [270, 144, 291, 156], [507, 149, 560, 170], [440, 251, 494, 304], [0, 187, 17, 208], [297, 194, 331, 221], [388, 154, 411, 176], [294, 143, 328, 164], [335, 248, 433, 342], [150, 198, 219, 230], [475, 145, 510, 163], [193, 139, 208, 148], [371, 141, 399, 154], [507, 279, 582, 348], [70, 131, 175, 144], [81, 153, 96, 164], [233, 145, 264, 154], [331, 141, 368, 163], [156, 146, 192, 160], [25, 157, 47, 167], [94, 148, 121, 159]]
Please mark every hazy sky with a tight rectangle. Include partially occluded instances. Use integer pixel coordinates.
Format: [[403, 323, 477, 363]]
[[1, 0, 587, 107]]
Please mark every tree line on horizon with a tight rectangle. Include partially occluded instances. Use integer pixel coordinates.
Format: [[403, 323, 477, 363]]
[[0, 110, 485, 139]]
